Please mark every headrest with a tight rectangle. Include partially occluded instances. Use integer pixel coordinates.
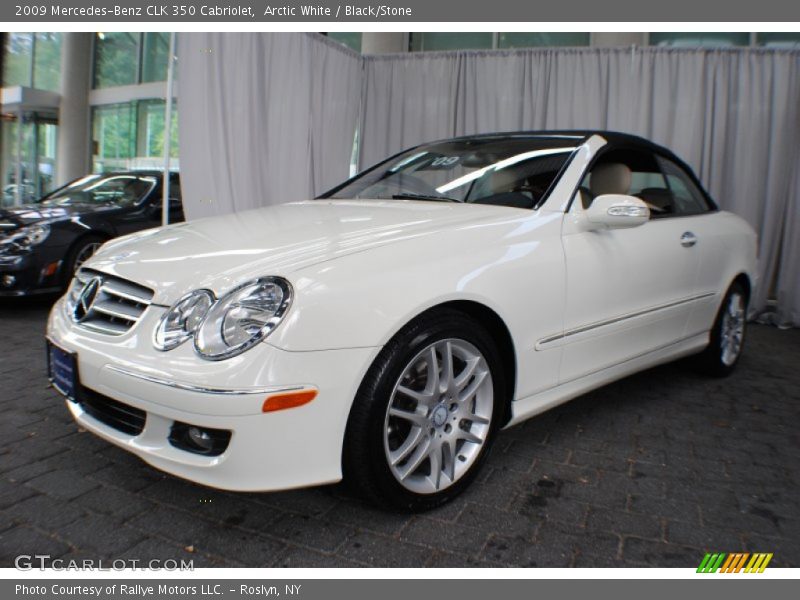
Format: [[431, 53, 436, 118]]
[[486, 168, 521, 194], [590, 163, 632, 196]]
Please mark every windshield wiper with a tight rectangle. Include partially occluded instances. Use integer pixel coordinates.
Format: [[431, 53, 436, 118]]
[[391, 193, 463, 203]]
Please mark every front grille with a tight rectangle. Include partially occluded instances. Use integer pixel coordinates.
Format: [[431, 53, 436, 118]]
[[68, 268, 154, 336], [76, 387, 146, 436]]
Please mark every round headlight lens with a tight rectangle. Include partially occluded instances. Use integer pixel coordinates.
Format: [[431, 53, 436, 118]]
[[194, 277, 292, 361], [153, 289, 215, 351]]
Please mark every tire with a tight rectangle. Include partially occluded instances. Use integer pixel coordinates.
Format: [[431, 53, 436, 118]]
[[695, 281, 748, 377], [64, 235, 106, 281], [343, 308, 506, 512]]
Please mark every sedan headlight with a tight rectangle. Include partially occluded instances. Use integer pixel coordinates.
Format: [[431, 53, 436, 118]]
[[0, 223, 50, 253], [194, 277, 292, 361], [153, 289, 216, 351]]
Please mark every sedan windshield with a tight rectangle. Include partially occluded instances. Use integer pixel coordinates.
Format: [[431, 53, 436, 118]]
[[327, 135, 581, 209], [39, 174, 157, 207]]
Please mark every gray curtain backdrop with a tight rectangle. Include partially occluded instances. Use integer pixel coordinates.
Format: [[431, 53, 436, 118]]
[[359, 48, 800, 326], [176, 38, 799, 325], [177, 32, 361, 219]]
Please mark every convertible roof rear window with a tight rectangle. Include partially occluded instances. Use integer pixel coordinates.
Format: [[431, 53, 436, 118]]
[[328, 136, 579, 209]]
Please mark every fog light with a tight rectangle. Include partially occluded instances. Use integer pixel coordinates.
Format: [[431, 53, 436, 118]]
[[168, 421, 231, 456], [187, 426, 214, 452], [1, 274, 16, 287]]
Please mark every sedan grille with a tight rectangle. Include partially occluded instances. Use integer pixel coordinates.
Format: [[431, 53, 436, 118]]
[[68, 268, 155, 336]]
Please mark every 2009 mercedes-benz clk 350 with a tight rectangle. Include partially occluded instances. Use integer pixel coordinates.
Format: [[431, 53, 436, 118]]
[[47, 131, 757, 511]]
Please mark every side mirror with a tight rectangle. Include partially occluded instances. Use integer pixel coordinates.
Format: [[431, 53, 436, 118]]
[[584, 194, 649, 230]]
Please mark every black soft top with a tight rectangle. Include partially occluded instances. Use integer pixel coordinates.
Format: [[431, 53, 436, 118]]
[[443, 129, 717, 210]]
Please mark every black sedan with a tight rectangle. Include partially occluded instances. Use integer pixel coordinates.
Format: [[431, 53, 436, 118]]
[[0, 171, 183, 296]]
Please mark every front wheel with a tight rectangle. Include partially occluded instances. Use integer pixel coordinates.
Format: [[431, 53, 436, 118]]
[[65, 235, 105, 280], [343, 309, 505, 512], [695, 281, 748, 377]]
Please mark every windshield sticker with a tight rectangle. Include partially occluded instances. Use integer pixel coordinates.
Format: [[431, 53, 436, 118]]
[[423, 156, 462, 170]]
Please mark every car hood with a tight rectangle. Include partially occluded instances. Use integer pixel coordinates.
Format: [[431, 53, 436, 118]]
[[88, 199, 521, 305]]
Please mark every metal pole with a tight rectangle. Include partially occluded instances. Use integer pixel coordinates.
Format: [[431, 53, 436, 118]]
[[161, 31, 176, 227], [15, 109, 23, 206]]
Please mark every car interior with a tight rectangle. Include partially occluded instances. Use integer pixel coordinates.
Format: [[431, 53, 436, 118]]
[[468, 154, 569, 209], [578, 149, 678, 216]]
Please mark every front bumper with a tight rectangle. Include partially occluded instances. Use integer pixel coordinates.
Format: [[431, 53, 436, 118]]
[[0, 250, 65, 296], [47, 296, 379, 492]]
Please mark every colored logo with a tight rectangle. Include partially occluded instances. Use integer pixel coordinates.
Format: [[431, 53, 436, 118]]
[[697, 553, 773, 573]]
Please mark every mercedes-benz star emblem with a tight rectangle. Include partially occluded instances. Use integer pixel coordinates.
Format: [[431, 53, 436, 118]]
[[72, 277, 103, 323]]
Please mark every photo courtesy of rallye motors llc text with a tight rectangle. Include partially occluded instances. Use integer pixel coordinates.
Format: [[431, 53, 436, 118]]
[[15, 584, 303, 597]]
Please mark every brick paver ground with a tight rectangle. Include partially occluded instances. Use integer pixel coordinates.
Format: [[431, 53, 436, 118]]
[[1, 296, 798, 567]]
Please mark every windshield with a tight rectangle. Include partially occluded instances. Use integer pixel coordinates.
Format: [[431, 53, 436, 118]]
[[39, 174, 157, 207], [327, 136, 580, 209]]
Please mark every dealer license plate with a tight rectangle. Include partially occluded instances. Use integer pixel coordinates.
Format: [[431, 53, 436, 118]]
[[47, 341, 77, 401]]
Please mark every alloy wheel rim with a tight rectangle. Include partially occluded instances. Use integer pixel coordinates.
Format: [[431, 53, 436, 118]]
[[720, 292, 745, 366], [74, 243, 101, 272], [383, 338, 493, 495]]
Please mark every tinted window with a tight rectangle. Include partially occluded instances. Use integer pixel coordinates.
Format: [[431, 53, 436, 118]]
[[168, 175, 182, 201], [656, 156, 711, 215]]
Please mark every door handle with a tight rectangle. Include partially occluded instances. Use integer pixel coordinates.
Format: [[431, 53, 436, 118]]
[[680, 231, 698, 248]]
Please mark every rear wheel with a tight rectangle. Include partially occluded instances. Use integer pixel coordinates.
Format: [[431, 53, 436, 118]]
[[343, 309, 505, 512], [695, 281, 747, 377]]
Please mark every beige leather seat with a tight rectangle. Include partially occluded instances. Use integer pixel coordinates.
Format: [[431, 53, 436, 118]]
[[579, 162, 633, 209], [474, 167, 534, 209], [486, 167, 521, 195], [589, 162, 632, 197]]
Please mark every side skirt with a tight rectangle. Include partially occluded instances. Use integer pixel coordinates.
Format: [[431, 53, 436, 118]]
[[505, 332, 709, 428]]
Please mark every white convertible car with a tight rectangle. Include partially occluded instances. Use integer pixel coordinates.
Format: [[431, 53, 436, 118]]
[[47, 131, 757, 511]]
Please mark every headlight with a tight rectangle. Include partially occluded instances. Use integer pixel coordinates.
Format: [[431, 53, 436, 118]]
[[0, 223, 50, 252], [153, 289, 216, 351], [63, 275, 84, 315], [194, 277, 292, 361]]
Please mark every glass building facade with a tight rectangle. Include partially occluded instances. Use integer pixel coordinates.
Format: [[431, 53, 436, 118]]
[[408, 32, 591, 51], [91, 99, 178, 173], [0, 32, 176, 205], [3, 32, 62, 91], [93, 32, 171, 88], [2, 33, 63, 204]]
